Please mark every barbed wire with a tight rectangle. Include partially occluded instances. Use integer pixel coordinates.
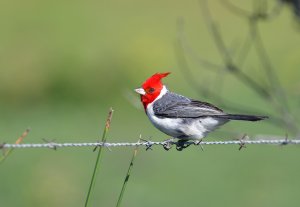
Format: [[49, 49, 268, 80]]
[[1, 138, 300, 151]]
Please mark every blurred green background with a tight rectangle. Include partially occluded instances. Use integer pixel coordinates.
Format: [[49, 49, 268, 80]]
[[1, 0, 300, 207]]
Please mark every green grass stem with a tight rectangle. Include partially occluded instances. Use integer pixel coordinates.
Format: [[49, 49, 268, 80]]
[[116, 140, 140, 207], [84, 108, 114, 207]]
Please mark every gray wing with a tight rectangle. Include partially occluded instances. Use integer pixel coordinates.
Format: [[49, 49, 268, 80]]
[[153, 92, 225, 118]]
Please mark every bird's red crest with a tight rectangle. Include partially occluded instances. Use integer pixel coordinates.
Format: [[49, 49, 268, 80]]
[[142, 72, 170, 89], [139, 72, 170, 109]]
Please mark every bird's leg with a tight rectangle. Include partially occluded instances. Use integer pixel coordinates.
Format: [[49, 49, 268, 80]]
[[163, 138, 176, 151]]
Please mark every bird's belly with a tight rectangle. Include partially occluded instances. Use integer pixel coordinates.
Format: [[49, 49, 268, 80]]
[[149, 116, 184, 138], [149, 116, 227, 139]]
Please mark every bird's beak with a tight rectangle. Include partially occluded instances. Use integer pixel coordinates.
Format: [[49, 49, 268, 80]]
[[134, 88, 146, 95]]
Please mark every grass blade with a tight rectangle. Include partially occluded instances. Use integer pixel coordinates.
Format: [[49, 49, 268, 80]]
[[0, 128, 30, 164], [116, 140, 140, 207], [84, 108, 114, 207]]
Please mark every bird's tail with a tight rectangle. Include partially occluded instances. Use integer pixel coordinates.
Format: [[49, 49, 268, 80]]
[[218, 114, 268, 121]]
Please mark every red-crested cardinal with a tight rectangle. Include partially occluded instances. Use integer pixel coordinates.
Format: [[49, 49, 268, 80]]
[[135, 72, 267, 143]]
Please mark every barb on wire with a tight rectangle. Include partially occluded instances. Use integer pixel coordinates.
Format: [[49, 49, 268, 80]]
[[236, 134, 249, 150], [42, 138, 57, 150]]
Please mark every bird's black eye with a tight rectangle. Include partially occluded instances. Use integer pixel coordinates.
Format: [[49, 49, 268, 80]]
[[148, 87, 155, 93]]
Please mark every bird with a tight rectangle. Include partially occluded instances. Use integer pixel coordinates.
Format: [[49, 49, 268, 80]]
[[134, 72, 267, 149]]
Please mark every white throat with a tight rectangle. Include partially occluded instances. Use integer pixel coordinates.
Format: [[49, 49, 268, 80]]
[[149, 85, 168, 108]]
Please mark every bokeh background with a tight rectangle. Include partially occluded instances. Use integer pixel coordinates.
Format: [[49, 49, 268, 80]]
[[1, 0, 300, 207]]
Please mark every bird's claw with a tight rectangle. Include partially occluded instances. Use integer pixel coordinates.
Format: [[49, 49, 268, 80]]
[[175, 140, 192, 151]]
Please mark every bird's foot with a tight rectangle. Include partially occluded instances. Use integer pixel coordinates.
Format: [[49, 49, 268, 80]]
[[163, 139, 203, 151], [175, 140, 193, 151], [162, 138, 176, 151]]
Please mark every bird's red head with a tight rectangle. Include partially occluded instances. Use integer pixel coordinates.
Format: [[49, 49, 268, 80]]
[[135, 72, 170, 109]]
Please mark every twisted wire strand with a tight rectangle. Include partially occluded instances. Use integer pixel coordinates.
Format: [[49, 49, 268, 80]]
[[1, 139, 300, 149]]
